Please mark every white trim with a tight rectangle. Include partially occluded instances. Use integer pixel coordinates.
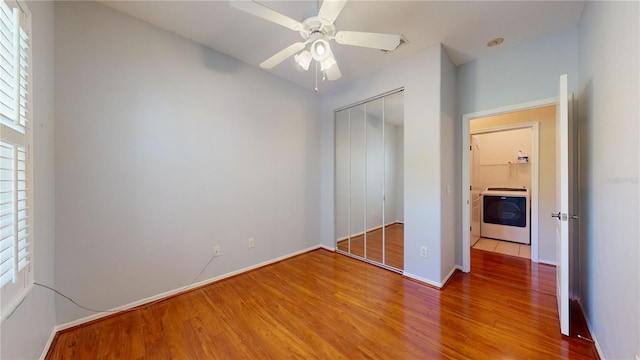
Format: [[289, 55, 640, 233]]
[[53, 245, 324, 332], [404, 266, 460, 289], [577, 301, 606, 360], [462, 97, 556, 272], [39, 327, 58, 360], [538, 259, 557, 267], [0, 282, 34, 322], [403, 272, 442, 288], [441, 265, 461, 286], [319, 244, 335, 251]]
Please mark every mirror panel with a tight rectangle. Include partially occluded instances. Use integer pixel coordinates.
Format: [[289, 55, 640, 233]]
[[335, 109, 350, 253], [365, 98, 384, 264], [335, 90, 404, 271], [349, 105, 366, 258], [383, 91, 404, 269]]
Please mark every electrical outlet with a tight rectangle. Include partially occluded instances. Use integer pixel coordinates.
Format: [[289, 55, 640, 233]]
[[213, 246, 221, 257], [420, 246, 427, 258], [248, 238, 255, 248]]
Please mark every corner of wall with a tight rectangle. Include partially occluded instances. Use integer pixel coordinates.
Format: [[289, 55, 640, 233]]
[[439, 44, 458, 279]]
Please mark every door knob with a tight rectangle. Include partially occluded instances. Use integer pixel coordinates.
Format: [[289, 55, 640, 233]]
[[551, 212, 561, 219]]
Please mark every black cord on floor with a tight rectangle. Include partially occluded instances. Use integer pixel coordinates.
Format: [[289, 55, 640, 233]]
[[4, 247, 218, 321], [34, 283, 120, 313]]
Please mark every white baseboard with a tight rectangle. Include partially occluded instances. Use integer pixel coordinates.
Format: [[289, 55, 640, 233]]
[[320, 244, 335, 251], [53, 244, 323, 333], [538, 259, 557, 266], [404, 265, 461, 289], [576, 300, 606, 360], [39, 327, 58, 360], [404, 272, 442, 288], [444, 265, 462, 285]]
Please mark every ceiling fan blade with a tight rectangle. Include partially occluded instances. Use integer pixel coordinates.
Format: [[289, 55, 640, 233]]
[[334, 31, 403, 51], [230, 0, 303, 31], [324, 61, 342, 81], [318, 0, 347, 26], [260, 42, 307, 69]]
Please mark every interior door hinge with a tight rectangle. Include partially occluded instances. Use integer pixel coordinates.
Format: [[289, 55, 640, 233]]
[[470, 146, 472, 151]]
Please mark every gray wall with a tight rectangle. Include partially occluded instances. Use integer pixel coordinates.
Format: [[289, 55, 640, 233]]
[[457, 27, 578, 115], [456, 27, 579, 265], [54, 1, 320, 325], [0, 1, 57, 359], [440, 48, 457, 278], [577, 1, 639, 358]]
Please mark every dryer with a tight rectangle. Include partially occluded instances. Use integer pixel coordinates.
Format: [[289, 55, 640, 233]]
[[480, 187, 530, 244]]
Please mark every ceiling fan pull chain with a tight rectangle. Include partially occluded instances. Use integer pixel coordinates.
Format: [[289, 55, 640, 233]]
[[315, 61, 319, 92]]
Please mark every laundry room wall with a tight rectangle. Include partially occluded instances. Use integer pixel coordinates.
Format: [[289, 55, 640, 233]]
[[470, 105, 557, 264], [471, 128, 532, 191]]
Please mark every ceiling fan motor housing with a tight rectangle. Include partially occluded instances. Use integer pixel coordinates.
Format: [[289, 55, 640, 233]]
[[300, 13, 336, 41]]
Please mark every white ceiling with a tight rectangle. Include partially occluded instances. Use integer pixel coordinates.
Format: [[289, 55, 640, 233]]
[[100, 0, 584, 93]]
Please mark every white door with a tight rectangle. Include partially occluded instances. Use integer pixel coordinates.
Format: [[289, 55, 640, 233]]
[[554, 74, 570, 336], [470, 136, 481, 243]]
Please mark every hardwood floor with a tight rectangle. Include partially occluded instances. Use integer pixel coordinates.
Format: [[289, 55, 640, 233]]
[[336, 222, 404, 270], [46, 248, 599, 359]]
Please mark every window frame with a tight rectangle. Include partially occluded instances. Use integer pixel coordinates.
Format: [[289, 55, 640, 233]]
[[0, 0, 33, 323]]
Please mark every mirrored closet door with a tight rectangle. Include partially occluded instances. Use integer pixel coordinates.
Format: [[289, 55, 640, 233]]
[[335, 90, 404, 271]]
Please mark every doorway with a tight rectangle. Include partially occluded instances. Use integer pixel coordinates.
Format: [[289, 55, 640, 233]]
[[470, 124, 535, 259], [462, 99, 558, 272]]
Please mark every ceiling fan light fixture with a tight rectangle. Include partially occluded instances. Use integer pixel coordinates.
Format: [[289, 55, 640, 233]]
[[321, 56, 336, 71], [311, 39, 331, 62], [294, 50, 312, 71], [230, 0, 402, 86]]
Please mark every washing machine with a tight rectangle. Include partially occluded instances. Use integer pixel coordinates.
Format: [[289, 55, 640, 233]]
[[480, 187, 530, 244]]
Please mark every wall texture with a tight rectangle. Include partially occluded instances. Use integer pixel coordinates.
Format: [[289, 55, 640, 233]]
[[439, 47, 457, 279], [54, 1, 320, 326], [1, 1, 57, 359], [457, 27, 578, 116], [577, 1, 639, 358]]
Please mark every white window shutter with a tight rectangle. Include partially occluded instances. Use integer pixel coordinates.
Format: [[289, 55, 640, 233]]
[[0, 0, 32, 319], [0, 141, 16, 287], [0, 1, 18, 129]]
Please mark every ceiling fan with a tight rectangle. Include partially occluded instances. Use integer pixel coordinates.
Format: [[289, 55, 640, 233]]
[[229, 0, 405, 82]]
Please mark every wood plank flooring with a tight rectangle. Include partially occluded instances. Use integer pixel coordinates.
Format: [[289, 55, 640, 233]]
[[45, 248, 599, 359], [336, 223, 404, 270]]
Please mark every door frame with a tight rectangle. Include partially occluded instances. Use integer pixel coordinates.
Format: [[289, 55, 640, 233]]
[[461, 97, 555, 273], [469, 123, 539, 259]]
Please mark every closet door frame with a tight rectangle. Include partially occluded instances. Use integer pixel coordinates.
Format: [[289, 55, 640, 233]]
[[334, 88, 404, 273]]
